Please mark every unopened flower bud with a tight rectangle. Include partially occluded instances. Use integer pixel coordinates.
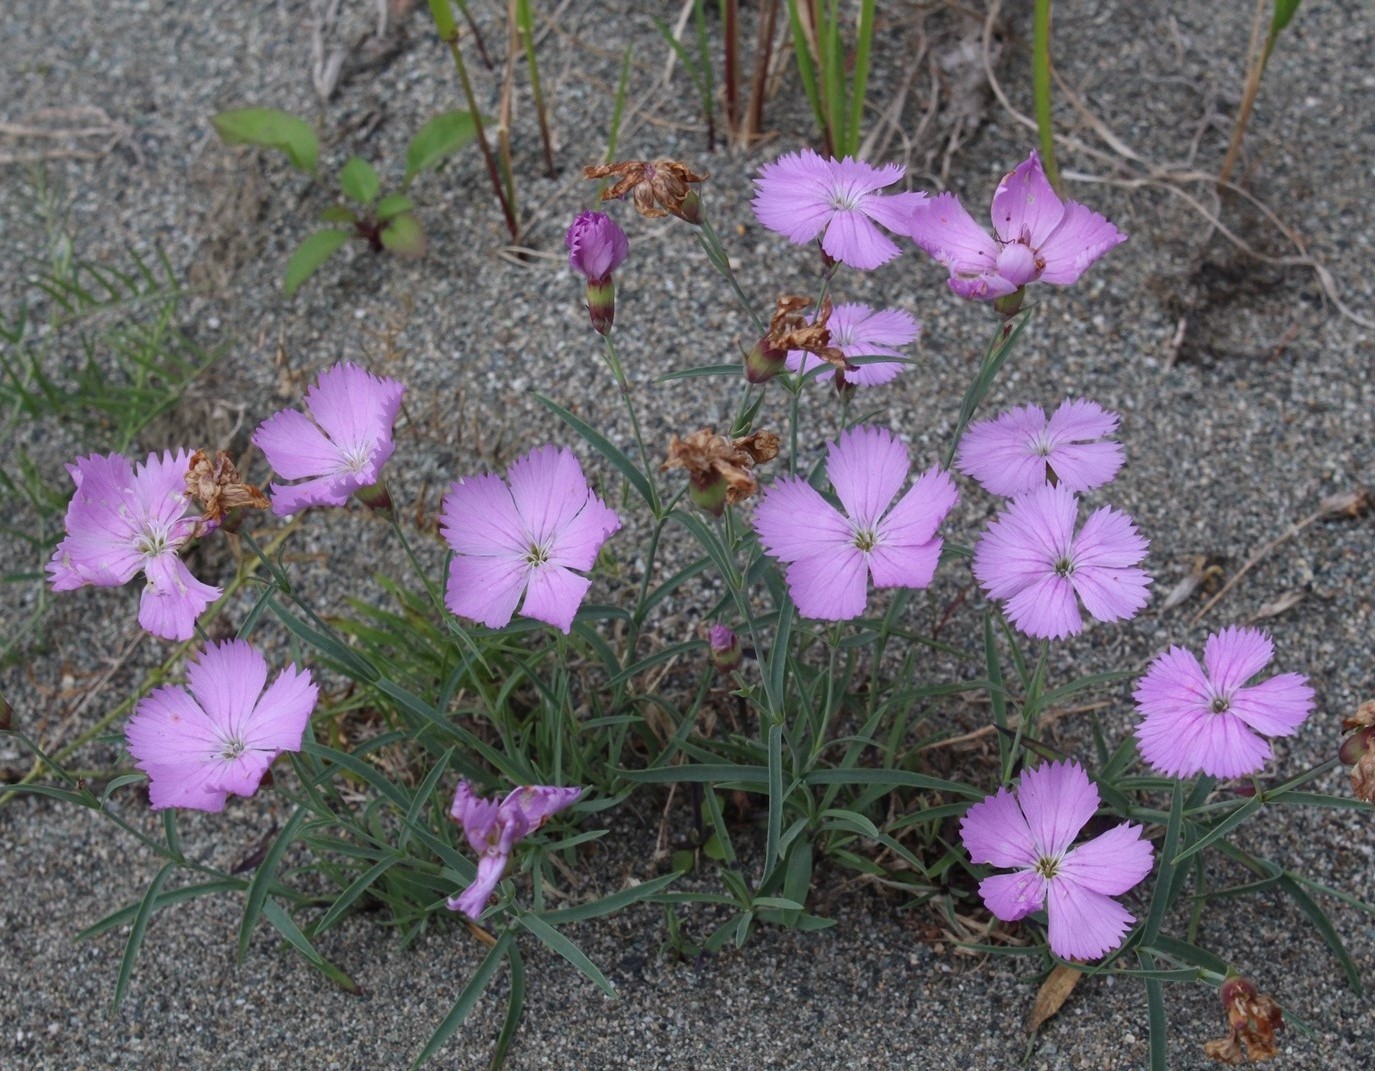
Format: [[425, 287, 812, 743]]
[[993, 286, 1027, 318], [354, 480, 394, 514], [743, 336, 787, 384], [707, 624, 742, 673], [567, 211, 629, 335]]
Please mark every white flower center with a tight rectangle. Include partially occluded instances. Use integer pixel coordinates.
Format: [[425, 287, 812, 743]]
[[136, 520, 174, 559], [338, 440, 373, 476], [219, 736, 246, 761]]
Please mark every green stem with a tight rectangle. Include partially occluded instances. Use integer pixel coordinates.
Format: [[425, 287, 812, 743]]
[[601, 333, 661, 515], [1032, 0, 1061, 194]]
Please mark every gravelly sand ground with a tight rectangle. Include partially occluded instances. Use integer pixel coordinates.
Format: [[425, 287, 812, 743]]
[[2, 2, 1372, 1069]]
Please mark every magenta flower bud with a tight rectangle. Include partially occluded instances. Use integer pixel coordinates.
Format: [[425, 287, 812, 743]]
[[743, 336, 787, 384], [567, 211, 628, 334], [567, 210, 628, 283], [708, 624, 742, 673]]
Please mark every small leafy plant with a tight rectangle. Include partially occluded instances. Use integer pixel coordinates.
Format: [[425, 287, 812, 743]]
[[211, 106, 478, 294]]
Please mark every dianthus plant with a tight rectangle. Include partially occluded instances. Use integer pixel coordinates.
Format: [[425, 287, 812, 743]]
[[14, 148, 1367, 1071]]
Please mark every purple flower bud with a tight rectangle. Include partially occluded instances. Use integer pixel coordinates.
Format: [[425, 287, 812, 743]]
[[708, 624, 742, 673], [566, 211, 629, 284]]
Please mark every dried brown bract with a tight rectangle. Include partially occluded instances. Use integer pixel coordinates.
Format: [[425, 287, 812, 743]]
[[768, 295, 846, 373], [186, 449, 271, 527], [1339, 701, 1375, 804], [1203, 977, 1284, 1064], [584, 158, 708, 223], [661, 427, 780, 515]]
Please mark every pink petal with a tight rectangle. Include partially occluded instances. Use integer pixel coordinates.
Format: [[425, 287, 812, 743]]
[[440, 472, 527, 557], [827, 426, 910, 529], [750, 150, 836, 244], [979, 869, 1046, 922], [545, 492, 620, 573], [447, 851, 507, 916], [1045, 878, 1135, 960], [126, 684, 221, 770], [243, 664, 317, 754], [506, 446, 592, 547], [267, 473, 358, 515], [1073, 505, 1150, 569], [820, 209, 902, 270], [947, 272, 1019, 301], [1133, 646, 1210, 719], [1043, 442, 1125, 493], [754, 478, 853, 562], [1192, 715, 1274, 778], [451, 781, 502, 853], [138, 555, 220, 641], [498, 785, 582, 839], [1015, 760, 1098, 858], [1071, 563, 1152, 624], [1004, 576, 1084, 638], [1046, 398, 1119, 442], [784, 548, 870, 621], [907, 192, 999, 274], [1228, 673, 1314, 737], [1036, 201, 1128, 285], [1203, 627, 1274, 694], [1058, 823, 1153, 896], [960, 785, 1038, 869], [989, 151, 1065, 247], [187, 639, 269, 733], [445, 554, 530, 629], [208, 752, 276, 798], [867, 538, 942, 591], [304, 362, 405, 452], [519, 564, 591, 633], [141, 759, 232, 812], [876, 467, 958, 548], [858, 189, 928, 236], [253, 409, 344, 481]]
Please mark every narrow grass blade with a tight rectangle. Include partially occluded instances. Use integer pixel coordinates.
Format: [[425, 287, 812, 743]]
[[488, 943, 525, 1071], [411, 932, 513, 1069], [261, 899, 360, 993], [531, 392, 654, 507], [238, 805, 307, 962], [517, 913, 615, 996], [112, 862, 175, 1009]]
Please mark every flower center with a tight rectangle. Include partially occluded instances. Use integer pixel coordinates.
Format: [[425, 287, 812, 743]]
[[853, 527, 878, 553], [338, 440, 373, 476], [1029, 431, 1054, 458], [219, 737, 246, 761], [525, 542, 550, 567], [1054, 556, 1075, 578], [1035, 855, 1060, 880], [136, 520, 173, 559], [1210, 695, 1231, 714]]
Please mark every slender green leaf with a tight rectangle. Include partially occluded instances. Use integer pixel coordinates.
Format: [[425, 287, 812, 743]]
[[113, 863, 175, 1009], [1139, 948, 1168, 1071], [312, 857, 399, 937], [411, 933, 513, 1069], [517, 913, 615, 996], [261, 899, 361, 992], [238, 806, 308, 962], [531, 392, 654, 508], [539, 871, 680, 925], [1172, 794, 1264, 866], [489, 943, 524, 1071], [1141, 781, 1184, 945], [1277, 875, 1362, 993], [78, 880, 244, 941]]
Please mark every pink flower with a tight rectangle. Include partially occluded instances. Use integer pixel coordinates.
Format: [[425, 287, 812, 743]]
[[1134, 627, 1314, 779], [751, 149, 927, 270], [447, 781, 582, 918], [253, 361, 406, 515], [566, 210, 629, 283], [440, 446, 621, 633], [753, 426, 957, 621], [972, 483, 1150, 639], [124, 639, 317, 812], [961, 760, 1153, 960], [956, 399, 1125, 497], [47, 450, 220, 642], [908, 150, 1126, 302], [786, 303, 920, 388]]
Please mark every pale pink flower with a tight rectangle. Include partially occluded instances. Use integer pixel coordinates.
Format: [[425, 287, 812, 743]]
[[908, 150, 1126, 302], [1134, 627, 1314, 778], [253, 361, 406, 515], [753, 426, 957, 620], [972, 483, 1150, 639], [47, 450, 220, 641], [786, 303, 919, 388], [440, 446, 621, 633], [752, 149, 927, 270], [124, 639, 317, 812], [961, 760, 1153, 960], [447, 781, 583, 918], [956, 399, 1125, 497]]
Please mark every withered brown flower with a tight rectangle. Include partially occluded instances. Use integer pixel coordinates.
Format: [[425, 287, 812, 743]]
[[768, 295, 846, 372], [661, 428, 780, 515], [1203, 977, 1284, 1065], [185, 449, 270, 527], [584, 159, 708, 224], [1340, 700, 1375, 804]]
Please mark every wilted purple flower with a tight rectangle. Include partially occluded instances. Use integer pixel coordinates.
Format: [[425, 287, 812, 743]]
[[440, 446, 620, 633], [253, 361, 406, 516], [908, 151, 1126, 305], [753, 426, 957, 621], [447, 781, 583, 918], [1134, 627, 1314, 778], [956, 399, 1125, 497], [566, 210, 629, 282], [47, 450, 221, 641], [786, 303, 919, 389], [124, 639, 317, 811], [972, 483, 1150, 639], [961, 760, 1153, 960], [752, 150, 927, 270]]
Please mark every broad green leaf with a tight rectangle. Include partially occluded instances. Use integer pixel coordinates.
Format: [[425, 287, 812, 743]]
[[376, 193, 414, 221], [319, 205, 357, 224], [283, 229, 350, 296], [212, 107, 318, 173], [405, 110, 478, 183], [380, 213, 428, 257], [339, 156, 381, 204]]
